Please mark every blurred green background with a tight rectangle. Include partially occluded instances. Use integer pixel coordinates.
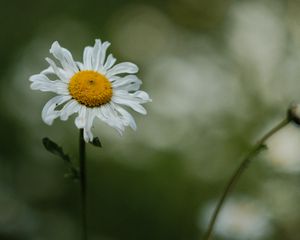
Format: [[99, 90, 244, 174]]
[[1, 0, 300, 239]]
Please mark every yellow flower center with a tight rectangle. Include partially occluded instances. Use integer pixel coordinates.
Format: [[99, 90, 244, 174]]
[[68, 71, 113, 107]]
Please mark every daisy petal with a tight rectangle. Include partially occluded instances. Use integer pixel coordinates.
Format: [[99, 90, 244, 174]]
[[114, 90, 152, 103], [42, 95, 71, 125], [132, 90, 152, 103], [41, 66, 55, 75], [106, 62, 139, 78], [99, 104, 124, 134], [113, 103, 137, 130], [60, 99, 81, 121], [75, 106, 86, 129], [112, 96, 147, 115], [83, 128, 93, 142], [108, 103, 125, 131], [108, 75, 121, 82], [99, 41, 111, 69], [112, 75, 142, 91], [30, 74, 69, 95], [103, 54, 116, 71], [83, 108, 97, 142], [92, 39, 102, 71], [45, 58, 70, 82], [50, 41, 78, 73], [83, 46, 93, 70]]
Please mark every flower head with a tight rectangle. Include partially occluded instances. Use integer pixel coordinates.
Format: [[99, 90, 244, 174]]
[[30, 39, 151, 142]]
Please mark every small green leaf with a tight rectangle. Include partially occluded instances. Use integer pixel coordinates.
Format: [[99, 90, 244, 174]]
[[90, 137, 102, 147], [42, 137, 71, 163], [42, 137, 80, 180]]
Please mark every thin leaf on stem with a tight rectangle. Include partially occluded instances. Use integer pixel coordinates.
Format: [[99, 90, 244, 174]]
[[42, 137, 80, 180], [89, 137, 102, 148]]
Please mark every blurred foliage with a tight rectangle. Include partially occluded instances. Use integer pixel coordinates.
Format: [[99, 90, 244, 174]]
[[1, 0, 300, 239]]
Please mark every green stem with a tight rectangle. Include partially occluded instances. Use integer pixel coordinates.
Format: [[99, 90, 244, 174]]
[[79, 129, 87, 240], [203, 117, 290, 240]]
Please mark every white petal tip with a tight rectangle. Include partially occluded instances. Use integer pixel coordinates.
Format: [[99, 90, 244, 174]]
[[103, 41, 111, 47], [50, 41, 60, 52], [30, 84, 37, 90], [28, 75, 36, 82], [131, 64, 139, 72], [45, 57, 52, 63], [60, 116, 67, 121], [43, 119, 53, 125]]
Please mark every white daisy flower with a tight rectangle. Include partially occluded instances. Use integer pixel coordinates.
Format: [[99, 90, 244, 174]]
[[29, 39, 151, 142]]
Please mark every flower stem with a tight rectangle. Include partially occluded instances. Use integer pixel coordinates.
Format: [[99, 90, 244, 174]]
[[79, 129, 88, 240], [203, 117, 290, 240]]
